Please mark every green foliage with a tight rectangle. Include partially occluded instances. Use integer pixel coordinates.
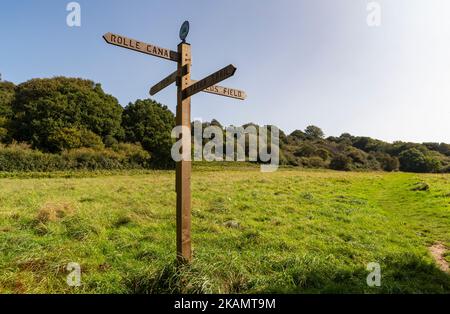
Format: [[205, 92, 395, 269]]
[[0, 117, 8, 142], [0, 142, 150, 171], [0, 81, 15, 117], [316, 148, 330, 161], [304, 125, 324, 139], [399, 148, 440, 173], [122, 99, 175, 168], [294, 143, 316, 157], [289, 130, 307, 142], [424, 142, 450, 157], [0, 81, 15, 142], [48, 127, 83, 151], [300, 156, 327, 168], [47, 127, 104, 152], [371, 152, 399, 172], [330, 154, 352, 171], [0, 142, 63, 171], [9, 77, 124, 152], [281, 124, 449, 173], [2, 76, 449, 174]]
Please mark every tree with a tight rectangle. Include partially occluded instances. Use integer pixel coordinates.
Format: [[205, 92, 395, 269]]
[[353, 136, 387, 153], [0, 81, 15, 142], [122, 99, 175, 168], [330, 154, 352, 171], [294, 142, 316, 157], [289, 130, 307, 141], [9, 77, 124, 152], [424, 142, 450, 157], [398, 148, 440, 173], [0, 81, 15, 117], [304, 125, 324, 140], [346, 147, 368, 164], [371, 152, 399, 172]]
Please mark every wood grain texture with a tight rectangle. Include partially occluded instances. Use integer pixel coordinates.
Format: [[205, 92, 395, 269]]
[[183, 64, 236, 99], [176, 42, 192, 262], [103, 32, 179, 62]]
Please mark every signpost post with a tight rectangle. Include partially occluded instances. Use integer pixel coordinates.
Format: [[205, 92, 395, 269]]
[[103, 21, 246, 262]]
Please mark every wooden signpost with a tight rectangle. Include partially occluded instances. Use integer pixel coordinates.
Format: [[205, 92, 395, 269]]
[[103, 21, 246, 262]]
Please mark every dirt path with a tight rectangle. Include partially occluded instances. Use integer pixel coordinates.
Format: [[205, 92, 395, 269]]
[[429, 243, 449, 273]]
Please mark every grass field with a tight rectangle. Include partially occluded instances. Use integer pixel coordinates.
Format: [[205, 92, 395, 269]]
[[0, 165, 449, 293]]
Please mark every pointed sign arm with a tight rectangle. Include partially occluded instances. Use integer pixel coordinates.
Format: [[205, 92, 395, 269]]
[[190, 80, 246, 100], [149, 65, 190, 96], [103, 32, 179, 62], [183, 64, 236, 99], [149, 70, 178, 96]]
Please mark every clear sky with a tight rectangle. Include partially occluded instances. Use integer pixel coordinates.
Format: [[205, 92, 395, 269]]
[[1, 0, 449, 143]]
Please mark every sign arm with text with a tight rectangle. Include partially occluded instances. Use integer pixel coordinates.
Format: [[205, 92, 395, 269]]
[[103, 32, 179, 62], [191, 80, 246, 100], [182, 64, 237, 99]]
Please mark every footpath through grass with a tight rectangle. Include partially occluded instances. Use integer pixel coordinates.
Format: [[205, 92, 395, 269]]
[[0, 167, 449, 293]]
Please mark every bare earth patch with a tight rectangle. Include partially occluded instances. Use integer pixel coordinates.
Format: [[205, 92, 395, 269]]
[[429, 243, 449, 273]]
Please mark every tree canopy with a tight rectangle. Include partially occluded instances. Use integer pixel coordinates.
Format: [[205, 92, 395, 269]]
[[0, 81, 16, 142], [122, 99, 175, 168], [9, 77, 124, 152]]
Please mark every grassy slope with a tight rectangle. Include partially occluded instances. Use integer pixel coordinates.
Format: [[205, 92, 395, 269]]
[[0, 166, 449, 293]]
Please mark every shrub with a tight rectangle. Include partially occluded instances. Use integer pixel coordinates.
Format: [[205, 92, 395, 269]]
[[47, 128, 105, 152], [399, 148, 440, 173], [62, 144, 150, 170], [80, 129, 104, 149], [0, 117, 8, 142], [316, 148, 330, 161], [0, 142, 150, 172], [301, 156, 326, 168], [0, 142, 63, 171], [330, 154, 352, 171], [346, 148, 367, 165], [294, 143, 316, 157], [371, 152, 399, 172], [48, 127, 83, 152]]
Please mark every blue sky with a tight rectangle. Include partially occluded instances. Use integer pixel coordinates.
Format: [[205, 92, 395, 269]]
[[1, 0, 449, 143]]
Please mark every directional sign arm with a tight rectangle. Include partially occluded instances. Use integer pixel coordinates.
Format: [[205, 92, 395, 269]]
[[103, 32, 179, 62], [149, 65, 190, 96], [183, 64, 236, 99], [190, 80, 246, 100], [150, 70, 178, 96]]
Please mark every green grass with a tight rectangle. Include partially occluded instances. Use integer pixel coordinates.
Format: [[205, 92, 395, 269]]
[[0, 166, 449, 293]]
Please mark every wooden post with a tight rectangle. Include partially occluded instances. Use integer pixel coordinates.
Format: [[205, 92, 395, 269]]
[[103, 25, 244, 264], [176, 42, 192, 262]]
